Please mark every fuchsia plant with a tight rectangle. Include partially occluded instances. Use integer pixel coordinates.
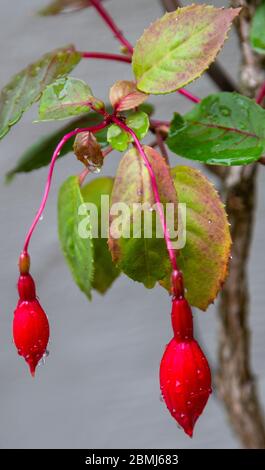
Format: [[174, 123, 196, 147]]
[[1, 0, 265, 440]]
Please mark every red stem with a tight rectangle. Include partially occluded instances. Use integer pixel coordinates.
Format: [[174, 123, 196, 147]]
[[178, 88, 201, 103], [112, 115, 182, 291], [256, 81, 265, 105], [80, 51, 131, 64], [23, 121, 108, 254], [89, 0, 133, 54]]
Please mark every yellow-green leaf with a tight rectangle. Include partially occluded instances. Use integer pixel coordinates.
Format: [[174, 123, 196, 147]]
[[161, 166, 231, 311], [133, 5, 240, 94], [108, 146, 178, 288]]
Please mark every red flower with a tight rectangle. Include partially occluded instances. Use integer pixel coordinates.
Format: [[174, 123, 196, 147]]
[[160, 299, 211, 437], [13, 274, 49, 376]]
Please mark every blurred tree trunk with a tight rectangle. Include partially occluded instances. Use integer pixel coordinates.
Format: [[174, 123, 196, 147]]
[[216, 0, 265, 449], [160, 0, 265, 448]]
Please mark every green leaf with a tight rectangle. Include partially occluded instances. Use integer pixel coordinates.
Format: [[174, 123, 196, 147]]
[[250, 1, 265, 54], [107, 125, 130, 152], [138, 102, 155, 116], [127, 111, 150, 140], [0, 45, 81, 139], [81, 177, 120, 294], [132, 5, 240, 94], [108, 146, 178, 288], [107, 111, 150, 152], [5, 113, 109, 182], [58, 175, 93, 298], [39, 0, 89, 15], [38, 77, 94, 121], [161, 166, 231, 311], [167, 92, 265, 165]]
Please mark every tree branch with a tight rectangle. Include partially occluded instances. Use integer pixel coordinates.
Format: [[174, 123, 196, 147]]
[[216, 0, 265, 449], [216, 164, 265, 448]]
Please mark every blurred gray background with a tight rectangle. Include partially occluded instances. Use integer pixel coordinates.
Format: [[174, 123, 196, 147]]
[[0, 0, 264, 449]]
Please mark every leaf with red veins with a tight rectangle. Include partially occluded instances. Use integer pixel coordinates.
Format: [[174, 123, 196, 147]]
[[109, 80, 148, 112]]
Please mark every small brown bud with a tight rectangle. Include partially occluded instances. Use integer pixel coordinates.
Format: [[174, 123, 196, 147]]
[[73, 132, 104, 170]]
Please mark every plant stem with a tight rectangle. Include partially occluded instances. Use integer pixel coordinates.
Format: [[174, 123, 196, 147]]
[[178, 88, 200, 103], [151, 119, 170, 128], [256, 81, 265, 105], [89, 0, 133, 54], [112, 115, 183, 296], [80, 51, 131, 63], [23, 121, 108, 254]]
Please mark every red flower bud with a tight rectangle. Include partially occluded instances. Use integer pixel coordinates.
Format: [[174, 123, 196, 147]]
[[171, 298, 193, 341], [160, 299, 211, 437], [13, 274, 49, 376]]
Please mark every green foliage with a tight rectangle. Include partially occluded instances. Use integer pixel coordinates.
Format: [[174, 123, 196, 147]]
[[58, 176, 94, 299], [250, 1, 265, 54], [126, 111, 150, 139], [167, 93, 265, 165], [160, 166, 231, 311], [0, 45, 81, 139], [38, 77, 94, 121], [108, 146, 178, 288], [5, 113, 108, 182], [107, 125, 129, 152], [107, 111, 150, 151], [133, 5, 240, 94], [81, 177, 120, 294]]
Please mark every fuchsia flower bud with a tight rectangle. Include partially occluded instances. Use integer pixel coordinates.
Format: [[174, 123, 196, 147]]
[[13, 254, 49, 377], [160, 298, 211, 437]]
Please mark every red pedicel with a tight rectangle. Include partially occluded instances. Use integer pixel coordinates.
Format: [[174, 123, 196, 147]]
[[160, 299, 211, 437], [13, 274, 49, 377]]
